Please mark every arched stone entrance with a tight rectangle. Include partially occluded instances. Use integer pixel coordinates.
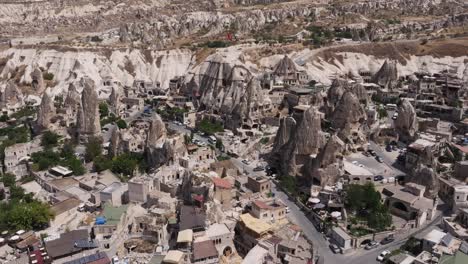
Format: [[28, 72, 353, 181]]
[[223, 246, 232, 256]]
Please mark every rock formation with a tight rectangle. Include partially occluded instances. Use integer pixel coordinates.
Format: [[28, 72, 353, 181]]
[[395, 99, 418, 142], [37, 89, 55, 129], [109, 85, 122, 114], [326, 79, 369, 114], [273, 55, 298, 77], [272, 106, 326, 176], [145, 113, 174, 169], [407, 165, 439, 198], [330, 91, 366, 130], [372, 60, 398, 89], [192, 54, 268, 130], [30, 67, 45, 94], [1, 80, 23, 108], [146, 114, 167, 146], [307, 134, 345, 186], [77, 78, 101, 137]]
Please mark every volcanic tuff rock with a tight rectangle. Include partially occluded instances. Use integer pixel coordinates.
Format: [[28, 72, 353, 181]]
[[330, 91, 367, 135], [407, 165, 440, 198], [30, 67, 45, 94], [372, 60, 398, 89], [1, 80, 23, 108], [192, 53, 267, 130], [37, 89, 55, 129], [146, 114, 167, 146], [395, 99, 418, 142], [109, 85, 122, 114], [325, 79, 369, 115], [273, 55, 298, 77], [307, 134, 345, 186], [77, 78, 101, 137], [272, 106, 326, 176]]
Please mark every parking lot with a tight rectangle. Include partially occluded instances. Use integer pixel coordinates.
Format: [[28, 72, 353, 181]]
[[346, 141, 406, 182]]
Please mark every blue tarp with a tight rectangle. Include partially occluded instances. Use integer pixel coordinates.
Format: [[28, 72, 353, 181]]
[[95, 217, 107, 225]]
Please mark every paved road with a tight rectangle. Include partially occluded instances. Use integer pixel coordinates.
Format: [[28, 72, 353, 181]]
[[230, 157, 443, 264]]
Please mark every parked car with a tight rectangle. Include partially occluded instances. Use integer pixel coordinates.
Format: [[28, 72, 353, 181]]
[[362, 151, 370, 157], [386, 145, 392, 152], [368, 149, 377, 156], [285, 207, 290, 213], [377, 250, 390, 261], [253, 166, 264, 172], [365, 241, 380, 250], [380, 236, 395, 245], [376, 156, 384, 163], [329, 243, 340, 254], [242, 159, 250, 165], [112, 256, 120, 264], [374, 175, 384, 181]]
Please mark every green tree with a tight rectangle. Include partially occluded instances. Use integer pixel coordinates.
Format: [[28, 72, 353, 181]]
[[0, 173, 16, 187], [111, 153, 139, 178], [378, 107, 388, 119], [99, 102, 109, 118], [61, 142, 75, 158], [367, 204, 392, 231], [85, 137, 103, 162], [93, 155, 112, 173], [62, 156, 85, 176], [116, 119, 127, 129], [345, 183, 391, 231], [216, 138, 223, 149], [41, 131, 60, 148], [184, 134, 192, 144]]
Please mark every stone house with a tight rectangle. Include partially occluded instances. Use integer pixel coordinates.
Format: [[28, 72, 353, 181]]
[[383, 183, 437, 228], [246, 176, 271, 195], [250, 199, 286, 223], [212, 177, 233, 209]]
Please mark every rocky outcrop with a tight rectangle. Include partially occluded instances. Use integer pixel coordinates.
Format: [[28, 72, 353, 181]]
[[1, 80, 23, 108], [145, 113, 177, 169], [307, 134, 345, 186], [272, 106, 326, 176], [273, 55, 298, 77], [372, 60, 398, 89], [146, 114, 167, 146], [395, 99, 418, 142], [326, 79, 369, 116], [331, 91, 366, 129], [109, 85, 122, 114], [192, 53, 268, 130], [109, 126, 122, 158], [77, 78, 101, 137], [37, 89, 55, 129], [30, 67, 45, 94], [407, 165, 439, 198]]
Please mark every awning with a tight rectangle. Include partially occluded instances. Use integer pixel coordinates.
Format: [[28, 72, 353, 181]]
[[177, 229, 193, 243], [331, 211, 342, 218], [308, 198, 320, 204], [313, 203, 325, 210]]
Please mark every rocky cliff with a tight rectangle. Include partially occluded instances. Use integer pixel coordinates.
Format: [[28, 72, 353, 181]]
[[395, 99, 418, 142], [37, 89, 55, 129], [272, 106, 326, 176], [372, 60, 398, 89], [0, 80, 23, 108], [306, 134, 345, 186], [407, 165, 439, 198], [191, 53, 268, 130], [77, 77, 101, 138]]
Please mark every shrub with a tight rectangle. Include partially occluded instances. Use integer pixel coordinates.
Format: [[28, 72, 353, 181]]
[[43, 72, 54, 81]]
